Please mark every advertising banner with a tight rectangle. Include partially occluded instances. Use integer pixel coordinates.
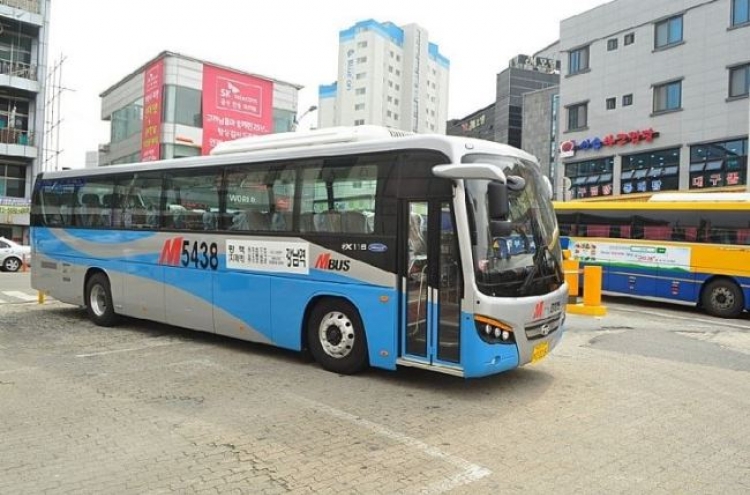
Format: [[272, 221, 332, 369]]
[[141, 59, 164, 162], [202, 65, 274, 154]]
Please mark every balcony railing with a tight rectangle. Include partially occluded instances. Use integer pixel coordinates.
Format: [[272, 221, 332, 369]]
[[0, 59, 37, 81], [0, 127, 34, 146], [0, 0, 40, 14]]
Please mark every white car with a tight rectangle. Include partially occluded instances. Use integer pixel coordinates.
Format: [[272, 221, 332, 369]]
[[0, 236, 31, 272]]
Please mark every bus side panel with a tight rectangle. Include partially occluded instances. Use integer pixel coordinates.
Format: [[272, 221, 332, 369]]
[[213, 271, 272, 342], [164, 266, 214, 332], [120, 262, 165, 321], [270, 277, 399, 370], [598, 264, 656, 298], [653, 270, 698, 303]]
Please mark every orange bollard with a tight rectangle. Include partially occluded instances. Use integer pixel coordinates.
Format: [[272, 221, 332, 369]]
[[563, 258, 579, 302], [583, 265, 603, 307], [567, 264, 607, 316]]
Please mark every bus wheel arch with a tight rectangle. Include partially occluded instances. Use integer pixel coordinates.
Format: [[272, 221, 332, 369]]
[[84, 270, 120, 327], [700, 277, 745, 319], [305, 296, 369, 375]]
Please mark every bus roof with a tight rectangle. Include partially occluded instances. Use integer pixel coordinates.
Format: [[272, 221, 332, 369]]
[[38, 126, 540, 181]]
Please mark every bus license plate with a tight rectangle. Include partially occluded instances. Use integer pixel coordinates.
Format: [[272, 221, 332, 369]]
[[531, 342, 549, 363]]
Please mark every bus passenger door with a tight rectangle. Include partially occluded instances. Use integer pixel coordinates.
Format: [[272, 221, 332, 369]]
[[400, 200, 462, 370]]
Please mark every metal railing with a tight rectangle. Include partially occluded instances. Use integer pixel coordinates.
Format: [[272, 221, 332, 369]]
[[0, 127, 34, 146], [0, 59, 37, 80]]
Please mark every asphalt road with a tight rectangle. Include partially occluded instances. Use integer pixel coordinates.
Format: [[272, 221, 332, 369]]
[[0, 276, 749, 494]]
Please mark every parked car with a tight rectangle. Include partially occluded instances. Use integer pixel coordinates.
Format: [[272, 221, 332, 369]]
[[0, 236, 31, 272]]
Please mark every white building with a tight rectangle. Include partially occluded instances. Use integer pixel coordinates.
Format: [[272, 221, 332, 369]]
[[99, 51, 303, 166], [318, 19, 450, 134], [558, 0, 750, 200], [0, 0, 50, 243]]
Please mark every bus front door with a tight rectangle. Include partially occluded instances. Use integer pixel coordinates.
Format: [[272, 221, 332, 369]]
[[400, 200, 462, 371]]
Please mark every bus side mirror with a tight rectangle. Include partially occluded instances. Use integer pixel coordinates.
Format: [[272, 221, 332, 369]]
[[488, 182, 509, 219]]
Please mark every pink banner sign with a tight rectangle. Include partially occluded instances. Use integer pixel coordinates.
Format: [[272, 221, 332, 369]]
[[202, 65, 274, 154], [141, 59, 164, 162]]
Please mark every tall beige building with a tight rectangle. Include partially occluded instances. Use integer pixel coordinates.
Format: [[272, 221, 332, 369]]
[[318, 19, 450, 134]]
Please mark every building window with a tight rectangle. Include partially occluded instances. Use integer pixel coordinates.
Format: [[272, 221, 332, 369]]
[[355, 88, 366, 95], [111, 100, 143, 143], [163, 85, 202, 127], [606, 97, 616, 110], [356, 72, 366, 80], [354, 103, 365, 111], [0, 97, 31, 145], [623, 94, 634, 106], [655, 15, 683, 49], [567, 103, 588, 131], [729, 63, 750, 97], [607, 39, 618, 51], [357, 57, 367, 64], [354, 119, 365, 126], [624, 33, 636, 45], [565, 157, 614, 199], [357, 41, 368, 48], [733, 0, 750, 26], [690, 139, 748, 189], [653, 80, 682, 112], [568, 46, 590, 75], [0, 163, 25, 198], [621, 148, 681, 194]]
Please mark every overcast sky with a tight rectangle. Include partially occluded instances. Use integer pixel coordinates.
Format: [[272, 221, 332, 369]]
[[47, 0, 610, 170]]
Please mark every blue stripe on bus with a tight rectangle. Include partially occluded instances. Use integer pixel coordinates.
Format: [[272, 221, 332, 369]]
[[34, 228, 399, 368], [460, 312, 519, 377]]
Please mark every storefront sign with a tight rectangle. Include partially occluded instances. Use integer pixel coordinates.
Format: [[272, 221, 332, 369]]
[[560, 128, 659, 157], [202, 65, 274, 154], [141, 59, 164, 162]]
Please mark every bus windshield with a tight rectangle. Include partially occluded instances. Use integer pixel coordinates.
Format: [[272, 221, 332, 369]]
[[463, 154, 562, 297]]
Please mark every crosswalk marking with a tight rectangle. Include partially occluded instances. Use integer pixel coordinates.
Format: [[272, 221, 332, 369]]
[[3, 291, 38, 302]]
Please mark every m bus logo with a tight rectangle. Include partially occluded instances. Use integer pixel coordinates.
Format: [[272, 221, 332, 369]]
[[532, 301, 544, 320], [314, 253, 350, 272], [159, 237, 184, 266]]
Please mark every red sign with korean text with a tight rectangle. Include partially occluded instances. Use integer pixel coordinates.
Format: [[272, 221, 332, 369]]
[[202, 65, 274, 154], [141, 59, 164, 162]]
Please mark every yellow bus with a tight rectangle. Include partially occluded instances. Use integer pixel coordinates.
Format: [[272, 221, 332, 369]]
[[554, 194, 750, 318]]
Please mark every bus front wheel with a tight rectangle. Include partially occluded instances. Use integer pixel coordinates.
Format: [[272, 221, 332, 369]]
[[702, 279, 744, 319], [85, 273, 119, 327], [307, 299, 369, 375]]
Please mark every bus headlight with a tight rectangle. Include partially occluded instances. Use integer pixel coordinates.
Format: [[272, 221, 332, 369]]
[[475, 315, 515, 345]]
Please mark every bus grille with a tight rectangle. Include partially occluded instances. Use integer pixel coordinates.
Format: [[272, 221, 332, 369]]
[[525, 316, 562, 340]]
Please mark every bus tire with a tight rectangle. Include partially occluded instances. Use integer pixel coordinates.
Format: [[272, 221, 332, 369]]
[[85, 273, 119, 327], [702, 279, 744, 319], [307, 299, 369, 375]]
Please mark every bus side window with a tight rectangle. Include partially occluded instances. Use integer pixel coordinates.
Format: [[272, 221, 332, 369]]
[[738, 229, 750, 245], [586, 225, 610, 237], [643, 225, 671, 240]]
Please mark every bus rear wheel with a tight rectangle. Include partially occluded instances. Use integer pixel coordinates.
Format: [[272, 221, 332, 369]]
[[307, 299, 369, 375], [85, 273, 119, 327], [702, 279, 744, 319]]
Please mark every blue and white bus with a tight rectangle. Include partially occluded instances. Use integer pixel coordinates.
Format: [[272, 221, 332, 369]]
[[31, 126, 567, 377]]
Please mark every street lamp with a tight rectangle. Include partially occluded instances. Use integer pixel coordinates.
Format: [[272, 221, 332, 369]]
[[293, 105, 317, 131]]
